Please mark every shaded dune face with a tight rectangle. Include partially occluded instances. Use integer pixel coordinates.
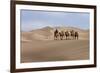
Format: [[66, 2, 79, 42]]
[[21, 26, 89, 63], [21, 27, 54, 41]]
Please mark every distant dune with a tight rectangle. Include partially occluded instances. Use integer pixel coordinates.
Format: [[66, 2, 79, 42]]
[[21, 26, 89, 63]]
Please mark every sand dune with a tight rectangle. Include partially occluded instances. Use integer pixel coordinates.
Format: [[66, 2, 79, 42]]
[[21, 26, 89, 41], [21, 26, 89, 63]]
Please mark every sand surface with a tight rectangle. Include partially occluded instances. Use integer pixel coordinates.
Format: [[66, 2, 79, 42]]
[[21, 27, 89, 63]]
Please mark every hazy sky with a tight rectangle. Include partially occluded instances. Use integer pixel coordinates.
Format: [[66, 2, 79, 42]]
[[21, 10, 90, 31]]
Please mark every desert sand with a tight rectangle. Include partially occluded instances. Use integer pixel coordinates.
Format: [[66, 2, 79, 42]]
[[21, 26, 89, 63]]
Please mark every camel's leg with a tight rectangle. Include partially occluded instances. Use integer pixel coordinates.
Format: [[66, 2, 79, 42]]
[[62, 36, 63, 40], [66, 36, 67, 40], [54, 36, 55, 40], [61, 36, 62, 40], [77, 36, 78, 40], [74, 36, 76, 40]]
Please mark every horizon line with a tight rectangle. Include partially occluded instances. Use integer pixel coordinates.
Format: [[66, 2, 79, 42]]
[[21, 26, 89, 32]]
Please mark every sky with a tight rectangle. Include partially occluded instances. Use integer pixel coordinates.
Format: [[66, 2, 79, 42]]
[[21, 10, 90, 31]]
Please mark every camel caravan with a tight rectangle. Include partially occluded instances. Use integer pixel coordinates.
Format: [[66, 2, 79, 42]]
[[54, 29, 79, 40]]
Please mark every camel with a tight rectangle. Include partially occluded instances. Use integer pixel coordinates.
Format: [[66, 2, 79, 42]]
[[70, 30, 75, 40], [54, 29, 59, 40], [75, 31, 79, 40], [65, 31, 69, 40], [70, 30, 79, 40], [54, 29, 79, 40], [59, 31, 65, 40]]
